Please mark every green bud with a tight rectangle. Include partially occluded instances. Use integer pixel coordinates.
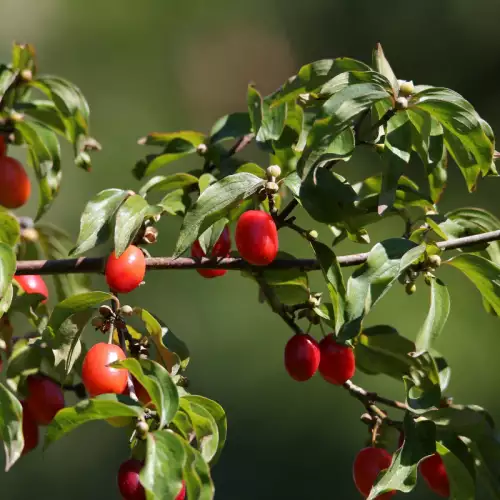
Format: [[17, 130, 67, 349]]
[[398, 80, 414, 97], [267, 165, 281, 179], [405, 282, 417, 295]]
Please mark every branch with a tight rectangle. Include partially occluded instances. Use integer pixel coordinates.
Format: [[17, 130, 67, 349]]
[[14, 229, 500, 275], [344, 380, 407, 412]]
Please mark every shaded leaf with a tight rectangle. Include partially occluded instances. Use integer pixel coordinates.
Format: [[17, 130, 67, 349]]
[[209, 112, 251, 144], [372, 43, 399, 96], [182, 442, 215, 500], [0, 382, 23, 471], [0, 243, 16, 318], [139, 174, 199, 196]]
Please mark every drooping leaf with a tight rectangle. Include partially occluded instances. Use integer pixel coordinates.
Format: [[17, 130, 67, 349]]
[[182, 441, 215, 500], [134, 131, 205, 179], [36, 223, 91, 301], [46, 291, 112, 337], [111, 358, 179, 428], [183, 395, 227, 466], [354, 325, 416, 380], [368, 413, 436, 499], [15, 121, 62, 220], [139, 174, 199, 196], [14, 100, 66, 136], [446, 254, 500, 316], [71, 189, 128, 256], [140, 430, 186, 500], [0, 382, 23, 471], [310, 241, 346, 332], [198, 218, 228, 255], [0, 213, 20, 247], [415, 277, 450, 352], [45, 394, 143, 448], [174, 173, 265, 257], [180, 399, 219, 463], [209, 112, 252, 144], [114, 194, 161, 257], [0, 243, 16, 318]]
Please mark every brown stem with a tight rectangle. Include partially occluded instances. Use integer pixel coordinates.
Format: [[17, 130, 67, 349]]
[[14, 228, 500, 275], [344, 379, 407, 412]]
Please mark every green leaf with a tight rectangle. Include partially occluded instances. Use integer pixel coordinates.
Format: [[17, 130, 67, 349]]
[[267, 58, 372, 106], [180, 399, 219, 463], [411, 87, 494, 191], [256, 97, 286, 143], [368, 413, 436, 499], [0, 65, 18, 106], [136, 309, 182, 374], [46, 291, 112, 336], [300, 168, 359, 224], [36, 223, 91, 301], [140, 430, 186, 500], [415, 277, 450, 352], [341, 239, 424, 340], [379, 112, 412, 214], [446, 254, 500, 316], [71, 189, 128, 256], [209, 112, 252, 144], [404, 352, 442, 413], [114, 194, 160, 257], [45, 394, 143, 448], [182, 442, 215, 500], [354, 325, 416, 380], [112, 358, 179, 428], [236, 163, 266, 179], [198, 218, 228, 255], [0, 243, 16, 318], [15, 121, 62, 220], [0, 382, 23, 471], [139, 174, 199, 196], [183, 395, 227, 466], [15, 100, 66, 136], [134, 131, 205, 179], [247, 85, 262, 135], [310, 241, 346, 332], [0, 213, 20, 247], [372, 43, 399, 96], [158, 188, 192, 217], [174, 173, 265, 257]]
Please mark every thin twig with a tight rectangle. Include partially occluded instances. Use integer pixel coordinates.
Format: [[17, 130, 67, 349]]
[[344, 380, 407, 412], [14, 228, 500, 275]]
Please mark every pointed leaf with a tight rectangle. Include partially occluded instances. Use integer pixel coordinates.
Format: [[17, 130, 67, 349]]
[[0, 243, 16, 318], [71, 189, 128, 256], [0, 382, 23, 471], [209, 112, 251, 144], [139, 173, 199, 196], [182, 442, 215, 500], [0, 213, 20, 247], [372, 43, 398, 95]]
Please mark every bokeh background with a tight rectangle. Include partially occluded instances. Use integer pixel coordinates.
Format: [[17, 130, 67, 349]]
[[1, 0, 500, 498]]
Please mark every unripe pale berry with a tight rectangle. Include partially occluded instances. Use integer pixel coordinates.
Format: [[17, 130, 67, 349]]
[[428, 254, 442, 269], [196, 143, 208, 156], [398, 80, 414, 97], [405, 282, 417, 295], [265, 181, 279, 193], [267, 165, 281, 178], [120, 305, 134, 316], [308, 229, 318, 240]]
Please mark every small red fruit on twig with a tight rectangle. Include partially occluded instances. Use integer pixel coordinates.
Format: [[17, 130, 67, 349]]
[[191, 226, 231, 278], [419, 453, 450, 497], [284, 334, 320, 381], [21, 402, 39, 455], [318, 334, 355, 385], [24, 375, 65, 425], [0, 156, 31, 208], [105, 245, 146, 293], [353, 447, 396, 499], [14, 275, 49, 303]]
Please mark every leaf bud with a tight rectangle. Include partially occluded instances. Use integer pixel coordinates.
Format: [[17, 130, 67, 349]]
[[395, 97, 408, 110], [196, 143, 208, 156], [398, 80, 414, 97], [99, 305, 114, 318], [266, 165, 281, 179], [20, 69, 33, 82], [136, 419, 149, 438], [120, 305, 134, 317], [427, 254, 441, 269], [142, 226, 158, 244], [265, 181, 279, 194], [308, 229, 319, 240]]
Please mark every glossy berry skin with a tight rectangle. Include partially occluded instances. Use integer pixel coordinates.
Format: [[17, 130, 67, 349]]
[[0, 136, 6, 156], [353, 447, 396, 499], [105, 245, 146, 293], [318, 334, 355, 385], [176, 481, 186, 500], [118, 459, 146, 500], [82, 343, 128, 397], [21, 402, 39, 455], [25, 375, 65, 425], [191, 226, 231, 279], [14, 275, 49, 304], [419, 453, 450, 497], [0, 156, 31, 209], [235, 210, 278, 266], [284, 334, 320, 381]]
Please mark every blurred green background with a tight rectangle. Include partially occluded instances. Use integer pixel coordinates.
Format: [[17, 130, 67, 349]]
[[1, 0, 500, 498]]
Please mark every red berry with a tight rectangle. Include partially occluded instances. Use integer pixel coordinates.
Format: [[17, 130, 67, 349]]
[[353, 447, 396, 499], [176, 481, 186, 500], [0, 136, 6, 156], [235, 210, 278, 266], [105, 245, 146, 293], [191, 226, 231, 279], [24, 375, 65, 425], [14, 275, 49, 304], [118, 459, 146, 500], [419, 453, 450, 497], [284, 334, 320, 381], [318, 334, 355, 385], [0, 156, 31, 208], [21, 402, 39, 455], [82, 343, 128, 397]]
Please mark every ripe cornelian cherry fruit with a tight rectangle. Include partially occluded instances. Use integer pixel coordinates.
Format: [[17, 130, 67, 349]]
[[318, 334, 355, 385], [24, 375, 65, 425], [82, 343, 128, 397], [0, 136, 6, 156], [105, 245, 146, 294], [0, 156, 31, 209], [14, 275, 49, 303], [419, 453, 450, 497], [176, 481, 186, 500], [235, 210, 278, 266], [21, 402, 39, 455], [284, 334, 320, 381], [353, 447, 396, 499], [118, 459, 146, 500], [191, 226, 231, 278]]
